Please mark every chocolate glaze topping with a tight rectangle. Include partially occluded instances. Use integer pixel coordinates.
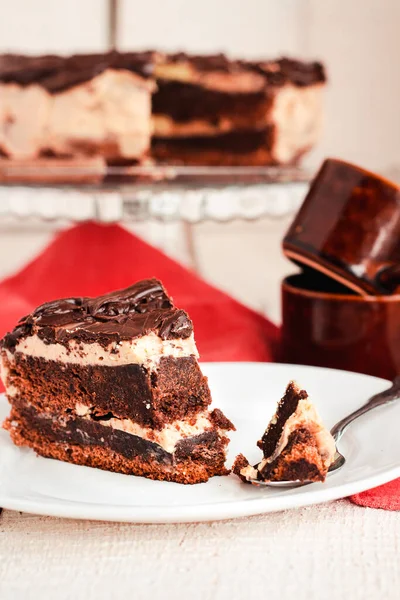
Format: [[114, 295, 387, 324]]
[[166, 52, 246, 73], [1, 278, 193, 351], [0, 51, 157, 93], [247, 57, 326, 87], [0, 51, 325, 93], [165, 53, 325, 86]]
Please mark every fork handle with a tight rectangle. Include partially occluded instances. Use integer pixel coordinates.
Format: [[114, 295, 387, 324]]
[[330, 375, 400, 442]]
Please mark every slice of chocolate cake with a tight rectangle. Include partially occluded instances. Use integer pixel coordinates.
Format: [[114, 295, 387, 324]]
[[0, 279, 234, 484], [233, 381, 335, 483]]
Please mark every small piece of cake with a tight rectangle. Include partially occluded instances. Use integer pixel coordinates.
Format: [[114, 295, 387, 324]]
[[0, 278, 235, 484], [233, 381, 335, 483]]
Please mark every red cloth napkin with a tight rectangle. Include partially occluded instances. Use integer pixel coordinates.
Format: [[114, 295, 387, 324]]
[[350, 480, 400, 511], [0, 222, 398, 510], [0, 222, 279, 363]]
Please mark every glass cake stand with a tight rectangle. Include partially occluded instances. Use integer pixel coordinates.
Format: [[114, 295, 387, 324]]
[[0, 164, 310, 223], [0, 164, 311, 318]]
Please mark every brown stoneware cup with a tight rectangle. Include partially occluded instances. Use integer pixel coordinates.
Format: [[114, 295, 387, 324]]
[[283, 158, 400, 296], [282, 272, 400, 380]]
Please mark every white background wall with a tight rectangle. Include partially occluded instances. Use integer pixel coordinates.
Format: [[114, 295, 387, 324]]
[[1, 0, 400, 173]]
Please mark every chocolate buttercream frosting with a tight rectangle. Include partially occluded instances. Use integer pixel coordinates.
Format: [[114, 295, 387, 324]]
[[1, 278, 193, 351]]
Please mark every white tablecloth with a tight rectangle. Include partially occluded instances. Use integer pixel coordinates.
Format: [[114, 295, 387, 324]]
[[0, 223, 398, 600], [1, 501, 399, 600]]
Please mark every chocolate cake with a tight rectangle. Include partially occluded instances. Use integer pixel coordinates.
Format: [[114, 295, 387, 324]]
[[0, 278, 234, 484], [0, 51, 326, 169], [233, 381, 335, 483]]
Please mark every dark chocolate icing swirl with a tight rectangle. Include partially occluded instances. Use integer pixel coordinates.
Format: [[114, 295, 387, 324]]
[[1, 279, 193, 351]]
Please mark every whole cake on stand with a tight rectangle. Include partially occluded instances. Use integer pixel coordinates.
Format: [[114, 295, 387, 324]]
[[0, 51, 325, 170]]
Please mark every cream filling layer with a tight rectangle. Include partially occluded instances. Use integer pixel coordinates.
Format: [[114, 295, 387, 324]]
[[13, 331, 199, 369], [257, 394, 336, 474], [153, 115, 231, 137], [0, 354, 18, 397], [0, 69, 154, 161], [75, 403, 214, 453], [152, 114, 268, 138], [154, 62, 265, 93], [239, 463, 258, 481], [270, 83, 324, 164]]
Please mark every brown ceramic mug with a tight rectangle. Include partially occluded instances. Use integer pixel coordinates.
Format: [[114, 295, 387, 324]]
[[281, 272, 400, 380], [283, 158, 400, 296]]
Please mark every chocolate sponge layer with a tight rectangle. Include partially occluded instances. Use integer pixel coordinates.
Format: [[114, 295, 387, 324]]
[[4, 353, 212, 429], [5, 402, 230, 484]]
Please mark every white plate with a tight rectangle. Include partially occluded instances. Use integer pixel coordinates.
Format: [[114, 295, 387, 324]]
[[0, 363, 399, 523]]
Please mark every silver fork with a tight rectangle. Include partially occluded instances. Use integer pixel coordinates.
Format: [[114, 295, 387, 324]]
[[249, 376, 400, 488]]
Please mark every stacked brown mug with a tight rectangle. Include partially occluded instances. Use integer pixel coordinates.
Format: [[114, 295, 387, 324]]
[[281, 158, 400, 380]]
